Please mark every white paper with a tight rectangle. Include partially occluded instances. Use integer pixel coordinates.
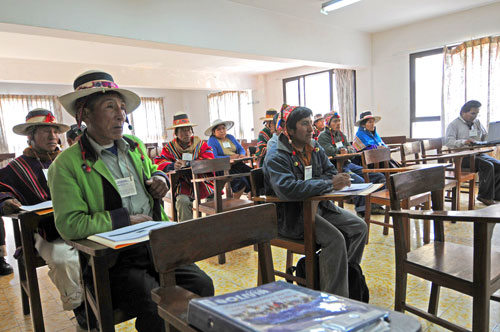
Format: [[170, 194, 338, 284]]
[[21, 200, 53, 211]]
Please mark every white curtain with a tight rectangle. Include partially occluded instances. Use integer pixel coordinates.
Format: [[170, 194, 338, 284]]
[[333, 69, 356, 140], [0, 95, 66, 156], [442, 36, 500, 133], [129, 97, 167, 144], [207, 91, 253, 139]]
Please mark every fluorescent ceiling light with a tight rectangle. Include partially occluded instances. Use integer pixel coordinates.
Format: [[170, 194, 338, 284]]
[[321, 0, 362, 15]]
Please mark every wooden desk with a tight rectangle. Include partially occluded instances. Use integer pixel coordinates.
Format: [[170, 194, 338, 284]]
[[9, 210, 54, 332], [391, 204, 500, 331], [66, 239, 141, 332], [363, 163, 452, 173], [329, 152, 360, 171], [252, 184, 383, 290], [230, 156, 255, 168]]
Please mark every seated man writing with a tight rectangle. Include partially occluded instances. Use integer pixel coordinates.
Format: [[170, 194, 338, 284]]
[[49, 70, 214, 332], [445, 100, 500, 205], [154, 112, 215, 221], [0, 109, 86, 326], [263, 105, 367, 297]]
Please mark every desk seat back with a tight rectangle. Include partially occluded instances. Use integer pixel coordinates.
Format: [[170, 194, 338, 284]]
[[150, 204, 277, 274], [191, 158, 230, 175]]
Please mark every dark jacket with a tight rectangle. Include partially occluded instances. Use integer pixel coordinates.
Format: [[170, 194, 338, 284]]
[[263, 134, 341, 239]]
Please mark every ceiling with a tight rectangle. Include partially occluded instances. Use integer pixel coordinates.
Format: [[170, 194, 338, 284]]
[[228, 0, 500, 33]]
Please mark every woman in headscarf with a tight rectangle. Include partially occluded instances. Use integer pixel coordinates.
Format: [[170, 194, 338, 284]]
[[206, 119, 251, 198]]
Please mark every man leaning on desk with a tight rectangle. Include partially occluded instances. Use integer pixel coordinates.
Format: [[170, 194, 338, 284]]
[[48, 70, 214, 332], [263, 105, 367, 298], [445, 100, 500, 206]]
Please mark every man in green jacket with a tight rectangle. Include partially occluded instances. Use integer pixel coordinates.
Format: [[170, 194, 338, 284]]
[[49, 70, 214, 332]]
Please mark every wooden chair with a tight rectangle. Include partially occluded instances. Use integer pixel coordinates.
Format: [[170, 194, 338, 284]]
[[401, 141, 459, 210], [250, 168, 320, 290], [381, 135, 406, 145], [421, 138, 476, 210], [163, 168, 192, 221], [149, 204, 277, 332], [191, 158, 254, 264], [361, 147, 431, 245], [144, 143, 160, 161], [389, 166, 500, 332]]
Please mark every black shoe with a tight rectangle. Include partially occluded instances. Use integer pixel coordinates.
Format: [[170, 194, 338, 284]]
[[73, 303, 89, 330], [0, 257, 13, 275]]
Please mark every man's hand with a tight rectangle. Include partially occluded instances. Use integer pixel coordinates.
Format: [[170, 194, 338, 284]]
[[465, 139, 476, 145], [130, 214, 153, 225], [174, 160, 187, 170], [2, 198, 22, 215], [145, 176, 168, 199], [332, 173, 351, 190]]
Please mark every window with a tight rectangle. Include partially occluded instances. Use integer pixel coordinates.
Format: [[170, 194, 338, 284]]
[[207, 91, 254, 139], [129, 97, 167, 144], [0, 95, 66, 156], [410, 48, 443, 138], [283, 69, 355, 139], [411, 36, 500, 138]]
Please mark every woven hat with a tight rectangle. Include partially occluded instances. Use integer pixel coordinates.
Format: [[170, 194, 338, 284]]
[[204, 119, 234, 137], [325, 112, 341, 127], [259, 109, 277, 121], [354, 111, 381, 127], [167, 112, 198, 130], [13, 108, 70, 136], [58, 70, 141, 117]]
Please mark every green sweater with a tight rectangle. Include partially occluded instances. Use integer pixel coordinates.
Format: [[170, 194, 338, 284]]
[[317, 128, 356, 158], [48, 134, 167, 240]]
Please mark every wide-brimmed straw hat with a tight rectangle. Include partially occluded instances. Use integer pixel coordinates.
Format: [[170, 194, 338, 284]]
[[354, 111, 381, 127], [59, 70, 141, 117], [259, 109, 277, 121], [167, 112, 198, 130], [204, 119, 234, 137], [313, 114, 324, 123], [13, 108, 70, 136]]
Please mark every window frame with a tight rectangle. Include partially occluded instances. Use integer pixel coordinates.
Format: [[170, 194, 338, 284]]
[[282, 69, 356, 118], [409, 47, 443, 138]]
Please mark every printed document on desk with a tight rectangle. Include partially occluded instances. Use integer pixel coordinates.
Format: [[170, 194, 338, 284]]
[[326, 183, 383, 197], [20, 200, 53, 212], [188, 281, 389, 332], [88, 221, 175, 249]]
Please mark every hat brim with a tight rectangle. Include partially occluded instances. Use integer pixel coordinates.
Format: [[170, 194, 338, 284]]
[[167, 123, 198, 130], [355, 116, 381, 127], [204, 121, 234, 136], [13, 122, 70, 136], [259, 116, 274, 121], [58, 87, 141, 117]]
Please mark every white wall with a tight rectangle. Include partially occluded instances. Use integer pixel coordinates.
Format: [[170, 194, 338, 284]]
[[0, 0, 371, 68], [369, 2, 500, 137]]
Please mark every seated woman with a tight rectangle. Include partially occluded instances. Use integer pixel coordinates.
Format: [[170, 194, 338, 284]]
[[352, 111, 387, 152], [206, 119, 251, 199]]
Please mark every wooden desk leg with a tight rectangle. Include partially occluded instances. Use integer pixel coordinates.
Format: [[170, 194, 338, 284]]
[[472, 222, 493, 332], [20, 221, 45, 332], [304, 201, 319, 290], [92, 256, 115, 332], [11, 218, 30, 315]]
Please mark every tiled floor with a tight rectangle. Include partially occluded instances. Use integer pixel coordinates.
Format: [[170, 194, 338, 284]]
[[1, 198, 500, 332]]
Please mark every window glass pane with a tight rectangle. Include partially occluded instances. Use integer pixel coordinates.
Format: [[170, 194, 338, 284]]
[[412, 121, 442, 138], [304, 72, 330, 114], [415, 54, 443, 117], [285, 80, 299, 106]]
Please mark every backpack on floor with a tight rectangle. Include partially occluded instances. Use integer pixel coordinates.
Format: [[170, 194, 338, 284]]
[[290, 254, 369, 303]]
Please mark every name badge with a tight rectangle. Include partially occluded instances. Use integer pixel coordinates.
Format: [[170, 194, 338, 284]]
[[42, 169, 49, 181], [469, 129, 478, 137], [304, 165, 312, 180], [335, 141, 344, 148], [116, 176, 137, 198], [182, 153, 193, 161], [222, 141, 231, 148]]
